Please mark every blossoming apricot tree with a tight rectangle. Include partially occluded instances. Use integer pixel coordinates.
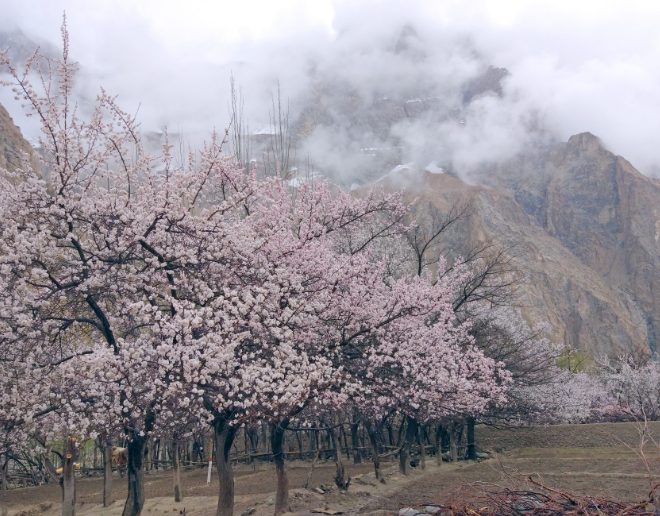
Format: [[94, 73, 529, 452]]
[[0, 19, 521, 516]]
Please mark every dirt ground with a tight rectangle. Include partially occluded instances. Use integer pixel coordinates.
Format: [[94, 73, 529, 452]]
[[368, 446, 660, 511], [3, 433, 660, 516], [0, 461, 373, 508]]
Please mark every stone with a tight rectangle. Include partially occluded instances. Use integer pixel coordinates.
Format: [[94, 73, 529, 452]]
[[359, 511, 392, 516], [241, 508, 256, 516], [398, 509, 420, 516]]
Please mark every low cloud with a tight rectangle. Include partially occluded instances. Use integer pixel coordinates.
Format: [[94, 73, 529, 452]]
[[1, 0, 659, 180]]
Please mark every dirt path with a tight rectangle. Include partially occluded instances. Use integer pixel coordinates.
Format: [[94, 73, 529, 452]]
[[2, 446, 657, 516], [0, 460, 376, 515], [1, 458, 453, 516]]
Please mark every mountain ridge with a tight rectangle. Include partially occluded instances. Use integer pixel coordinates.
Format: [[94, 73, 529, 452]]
[[481, 132, 660, 354]]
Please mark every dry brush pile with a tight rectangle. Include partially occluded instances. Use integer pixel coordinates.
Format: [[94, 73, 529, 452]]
[[400, 477, 658, 516]]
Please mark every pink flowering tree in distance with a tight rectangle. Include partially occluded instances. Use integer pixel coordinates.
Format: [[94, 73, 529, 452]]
[[600, 356, 660, 421], [468, 304, 608, 426], [337, 256, 510, 476]]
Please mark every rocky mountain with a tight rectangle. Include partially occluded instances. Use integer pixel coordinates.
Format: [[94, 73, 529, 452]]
[[374, 130, 660, 356], [0, 102, 35, 172], [479, 133, 660, 355], [282, 43, 659, 355], [384, 140, 653, 356], [291, 62, 509, 187]]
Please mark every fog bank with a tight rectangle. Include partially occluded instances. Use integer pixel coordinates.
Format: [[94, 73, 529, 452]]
[[1, 0, 659, 180]]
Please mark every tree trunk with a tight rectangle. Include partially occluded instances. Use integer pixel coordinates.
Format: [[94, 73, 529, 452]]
[[62, 439, 76, 516], [1, 455, 8, 491], [214, 418, 237, 516], [103, 443, 114, 507], [244, 430, 250, 465], [350, 420, 362, 464], [339, 425, 350, 459], [270, 420, 291, 515], [449, 425, 458, 463], [149, 440, 157, 472], [308, 430, 316, 458], [456, 423, 464, 456], [435, 425, 442, 466], [192, 440, 200, 466], [396, 418, 405, 447], [172, 441, 183, 503], [364, 421, 384, 484], [359, 426, 367, 452], [466, 418, 476, 461], [329, 426, 350, 490], [399, 417, 418, 476], [42, 450, 60, 487], [418, 425, 426, 470], [158, 439, 172, 471], [121, 434, 149, 516], [248, 430, 259, 472], [303, 450, 319, 489]]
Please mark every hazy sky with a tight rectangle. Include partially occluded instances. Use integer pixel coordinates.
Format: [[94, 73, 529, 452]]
[[2, 0, 660, 177]]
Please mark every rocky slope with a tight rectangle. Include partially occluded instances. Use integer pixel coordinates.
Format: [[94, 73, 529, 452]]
[[389, 165, 648, 356], [0, 102, 34, 172], [480, 133, 660, 354], [377, 131, 660, 355]]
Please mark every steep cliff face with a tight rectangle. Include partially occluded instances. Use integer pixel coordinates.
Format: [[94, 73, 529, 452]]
[[545, 134, 660, 353], [386, 170, 649, 356], [484, 133, 660, 354], [0, 102, 35, 172]]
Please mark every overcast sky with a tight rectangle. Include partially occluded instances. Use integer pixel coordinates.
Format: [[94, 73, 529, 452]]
[[2, 0, 660, 177]]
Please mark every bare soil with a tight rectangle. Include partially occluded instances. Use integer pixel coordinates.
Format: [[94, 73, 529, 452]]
[[368, 447, 660, 512], [4, 423, 660, 516], [0, 461, 375, 515]]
